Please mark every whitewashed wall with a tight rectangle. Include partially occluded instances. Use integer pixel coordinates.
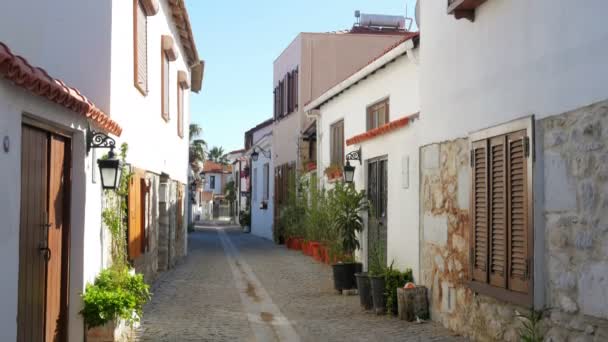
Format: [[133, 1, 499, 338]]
[[203, 172, 223, 195], [250, 133, 274, 241], [0, 80, 108, 341], [110, 0, 191, 185], [418, 0, 608, 145], [317, 53, 421, 279]]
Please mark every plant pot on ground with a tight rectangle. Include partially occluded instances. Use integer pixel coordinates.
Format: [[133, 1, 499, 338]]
[[332, 262, 358, 291], [355, 272, 373, 310], [385, 267, 414, 315], [311, 241, 322, 262], [370, 275, 386, 315], [368, 244, 388, 315]]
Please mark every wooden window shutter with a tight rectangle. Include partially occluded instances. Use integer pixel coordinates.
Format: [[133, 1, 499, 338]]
[[507, 130, 530, 293], [128, 174, 143, 260], [470, 140, 489, 283], [177, 84, 184, 138], [283, 74, 288, 115], [134, 0, 148, 94], [162, 53, 169, 120], [139, 178, 148, 253], [489, 136, 507, 288], [293, 68, 300, 109], [273, 88, 277, 119], [287, 72, 293, 113]]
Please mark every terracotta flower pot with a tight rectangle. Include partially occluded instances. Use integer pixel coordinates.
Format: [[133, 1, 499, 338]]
[[293, 238, 302, 250], [311, 242, 321, 262]]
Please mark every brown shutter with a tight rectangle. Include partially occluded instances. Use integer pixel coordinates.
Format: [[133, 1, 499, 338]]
[[128, 174, 142, 260], [293, 68, 300, 109], [140, 178, 148, 253], [134, 0, 148, 93], [489, 136, 507, 288], [507, 130, 530, 293], [470, 140, 488, 283], [162, 53, 169, 119], [273, 88, 277, 119]]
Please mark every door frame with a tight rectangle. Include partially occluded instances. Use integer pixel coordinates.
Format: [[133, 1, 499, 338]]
[[365, 155, 388, 269], [20, 116, 73, 341]]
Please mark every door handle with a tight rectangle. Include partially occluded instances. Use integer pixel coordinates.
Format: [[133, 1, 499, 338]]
[[39, 247, 51, 261]]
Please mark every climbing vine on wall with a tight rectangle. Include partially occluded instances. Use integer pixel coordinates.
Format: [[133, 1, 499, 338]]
[[101, 143, 132, 269]]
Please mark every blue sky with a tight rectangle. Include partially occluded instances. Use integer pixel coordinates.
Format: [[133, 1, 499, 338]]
[[186, 0, 417, 152]]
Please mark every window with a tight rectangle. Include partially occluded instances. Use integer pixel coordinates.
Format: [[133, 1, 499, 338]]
[[330, 120, 344, 166], [263, 163, 269, 201], [161, 52, 170, 120], [367, 98, 389, 131], [273, 67, 299, 120], [134, 0, 148, 95], [469, 118, 533, 306], [177, 82, 184, 138], [209, 175, 215, 189]]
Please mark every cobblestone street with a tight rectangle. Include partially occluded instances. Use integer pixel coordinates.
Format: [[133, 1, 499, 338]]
[[135, 226, 466, 341]]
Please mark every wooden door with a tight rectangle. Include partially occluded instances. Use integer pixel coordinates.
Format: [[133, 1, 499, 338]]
[[367, 158, 388, 267], [18, 125, 70, 342]]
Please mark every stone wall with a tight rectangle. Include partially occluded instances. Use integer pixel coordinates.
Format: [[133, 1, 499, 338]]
[[419, 100, 608, 341], [420, 139, 523, 341], [541, 100, 608, 341]]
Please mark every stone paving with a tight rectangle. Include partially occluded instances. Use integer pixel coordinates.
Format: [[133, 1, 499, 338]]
[[135, 225, 466, 341]]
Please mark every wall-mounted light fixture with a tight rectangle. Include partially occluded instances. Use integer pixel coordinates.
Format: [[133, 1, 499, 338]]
[[251, 147, 271, 162], [87, 127, 122, 190], [344, 147, 362, 183]]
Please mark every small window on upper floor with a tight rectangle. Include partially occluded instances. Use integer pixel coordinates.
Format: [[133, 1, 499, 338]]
[[330, 120, 344, 167], [367, 98, 389, 131], [177, 71, 190, 139]]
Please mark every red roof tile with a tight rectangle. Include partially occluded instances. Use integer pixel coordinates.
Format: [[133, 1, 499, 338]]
[[346, 112, 419, 146], [202, 161, 231, 173], [0, 42, 122, 136]]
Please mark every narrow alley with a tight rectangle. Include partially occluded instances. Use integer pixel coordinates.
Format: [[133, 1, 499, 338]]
[[135, 225, 464, 341]]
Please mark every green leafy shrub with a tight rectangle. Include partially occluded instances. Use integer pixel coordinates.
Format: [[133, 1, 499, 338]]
[[80, 267, 151, 328], [517, 308, 548, 342], [368, 244, 386, 276], [385, 265, 413, 314], [331, 182, 368, 258]]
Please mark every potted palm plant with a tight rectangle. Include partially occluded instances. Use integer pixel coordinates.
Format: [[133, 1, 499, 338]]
[[368, 244, 388, 315], [330, 182, 367, 292]]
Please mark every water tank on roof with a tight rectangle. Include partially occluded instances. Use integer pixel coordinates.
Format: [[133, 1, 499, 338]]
[[359, 13, 406, 29]]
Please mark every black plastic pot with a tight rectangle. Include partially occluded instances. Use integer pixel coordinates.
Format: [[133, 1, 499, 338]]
[[332, 263, 357, 291], [370, 275, 386, 315], [355, 272, 373, 310]]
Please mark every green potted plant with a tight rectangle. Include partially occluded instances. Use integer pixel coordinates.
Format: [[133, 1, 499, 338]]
[[385, 266, 413, 315], [330, 182, 367, 291], [239, 210, 251, 233], [81, 267, 151, 340], [324, 164, 343, 181]]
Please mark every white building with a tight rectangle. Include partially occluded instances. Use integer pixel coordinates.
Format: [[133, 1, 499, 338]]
[[305, 34, 420, 278], [415, 1, 608, 340], [247, 119, 274, 241], [0, 0, 202, 340]]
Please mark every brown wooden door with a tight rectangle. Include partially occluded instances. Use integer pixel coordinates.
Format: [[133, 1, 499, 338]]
[[367, 157, 388, 267], [18, 125, 70, 342]]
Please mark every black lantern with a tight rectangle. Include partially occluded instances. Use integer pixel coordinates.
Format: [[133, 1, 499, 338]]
[[251, 150, 259, 162], [98, 152, 123, 190], [344, 147, 362, 184], [87, 127, 123, 190], [250, 147, 271, 162], [343, 161, 356, 183]]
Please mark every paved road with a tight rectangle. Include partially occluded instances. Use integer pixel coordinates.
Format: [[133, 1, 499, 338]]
[[135, 226, 466, 341]]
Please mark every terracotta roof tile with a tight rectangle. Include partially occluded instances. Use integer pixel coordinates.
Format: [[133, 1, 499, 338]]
[[0, 42, 122, 136], [346, 112, 419, 146], [202, 161, 231, 173]]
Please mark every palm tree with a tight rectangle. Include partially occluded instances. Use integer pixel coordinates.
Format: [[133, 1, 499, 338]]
[[189, 123, 207, 173], [207, 146, 229, 165]]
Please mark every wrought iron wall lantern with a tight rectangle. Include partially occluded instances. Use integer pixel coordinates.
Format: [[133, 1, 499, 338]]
[[344, 147, 362, 183], [87, 127, 123, 190], [251, 147, 271, 162]]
